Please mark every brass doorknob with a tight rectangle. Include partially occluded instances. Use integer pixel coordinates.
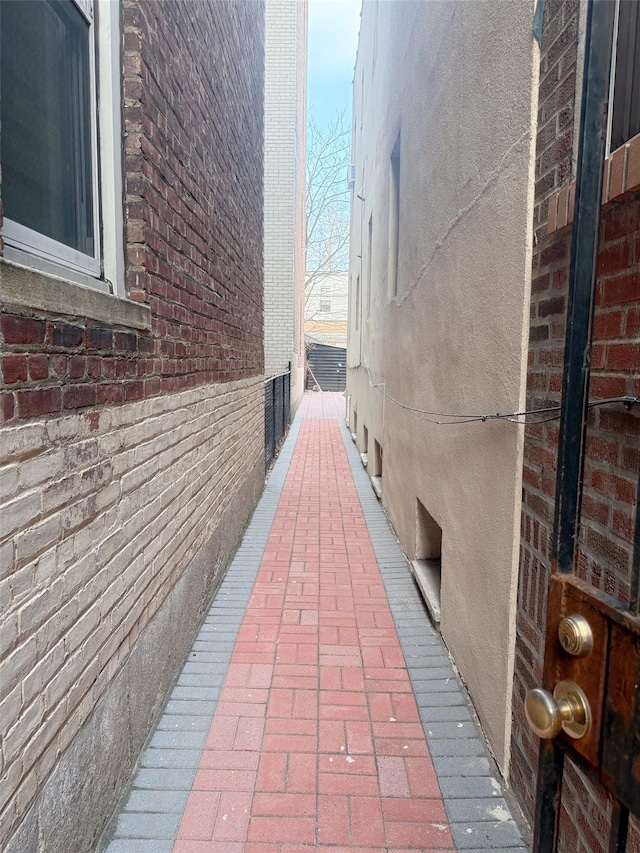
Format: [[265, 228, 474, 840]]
[[525, 680, 592, 740]]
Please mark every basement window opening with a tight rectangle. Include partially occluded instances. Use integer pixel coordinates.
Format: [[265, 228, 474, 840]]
[[411, 498, 442, 627], [370, 438, 382, 499], [361, 424, 369, 468]]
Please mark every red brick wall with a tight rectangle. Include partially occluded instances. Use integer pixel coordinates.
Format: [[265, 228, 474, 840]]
[[511, 0, 640, 847], [1, 0, 264, 421], [0, 3, 265, 849]]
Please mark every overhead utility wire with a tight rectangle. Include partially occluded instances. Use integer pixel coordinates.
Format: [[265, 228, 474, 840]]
[[364, 368, 638, 426]]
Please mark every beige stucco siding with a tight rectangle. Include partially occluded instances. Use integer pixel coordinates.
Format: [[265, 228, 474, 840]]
[[347, 0, 539, 771]]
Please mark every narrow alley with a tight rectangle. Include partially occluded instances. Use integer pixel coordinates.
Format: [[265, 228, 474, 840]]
[[2, 1, 638, 850], [104, 392, 526, 853]]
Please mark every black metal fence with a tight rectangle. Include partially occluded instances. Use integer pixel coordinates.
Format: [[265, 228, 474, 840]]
[[264, 370, 291, 473]]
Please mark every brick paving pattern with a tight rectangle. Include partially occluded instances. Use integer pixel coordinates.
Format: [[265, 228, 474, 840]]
[[104, 393, 527, 853], [297, 391, 346, 419]]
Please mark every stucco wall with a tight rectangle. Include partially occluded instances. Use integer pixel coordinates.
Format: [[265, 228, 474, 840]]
[[347, 0, 539, 771]]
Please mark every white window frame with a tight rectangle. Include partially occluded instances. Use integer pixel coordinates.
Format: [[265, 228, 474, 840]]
[[96, 0, 126, 297], [605, 0, 623, 156], [2, 0, 125, 296]]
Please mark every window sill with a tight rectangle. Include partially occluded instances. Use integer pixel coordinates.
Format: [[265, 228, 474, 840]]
[[0, 258, 151, 331], [546, 131, 640, 234]]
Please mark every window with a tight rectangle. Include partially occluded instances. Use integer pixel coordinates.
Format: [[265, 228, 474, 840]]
[[388, 135, 400, 299], [355, 275, 360, 330], [609, 0, 640, 151], [1, 0, 124, 293], [366, 214, 373, 316], [319, 283, 332, 314]]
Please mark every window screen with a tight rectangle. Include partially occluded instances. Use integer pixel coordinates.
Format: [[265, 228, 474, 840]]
[[611, 0, 640, 151]]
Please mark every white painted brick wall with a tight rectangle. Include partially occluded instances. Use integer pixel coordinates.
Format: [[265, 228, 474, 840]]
[[264, 0, 308, 386], [0, 377, 263, 847]]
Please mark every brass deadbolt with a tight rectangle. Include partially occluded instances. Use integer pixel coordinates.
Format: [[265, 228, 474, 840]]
[[525, 680, 592, 740], [558, 614, 593, 657]]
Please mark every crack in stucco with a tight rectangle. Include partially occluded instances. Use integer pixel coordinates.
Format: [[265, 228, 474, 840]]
[[394, 128, 533, 307]]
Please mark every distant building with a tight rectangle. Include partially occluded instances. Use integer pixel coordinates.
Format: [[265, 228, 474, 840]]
[[305, 270, 348, 348], [0, 1, 264, 850], [264, 0, 308, 416]]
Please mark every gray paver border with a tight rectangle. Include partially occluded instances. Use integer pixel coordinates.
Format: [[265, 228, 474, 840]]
[[338, 417, 531, 851], [101, 421, 302, 851]]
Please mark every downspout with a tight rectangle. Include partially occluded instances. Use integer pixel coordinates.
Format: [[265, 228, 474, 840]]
[[552, 0, 615, 574]]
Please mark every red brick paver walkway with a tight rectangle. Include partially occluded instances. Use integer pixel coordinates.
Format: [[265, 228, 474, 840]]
[[173, 415, 454, 852], [297, 391, 346, 420]]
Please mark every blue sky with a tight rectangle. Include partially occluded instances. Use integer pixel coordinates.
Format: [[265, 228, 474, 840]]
[[307, 0, 362, 128]]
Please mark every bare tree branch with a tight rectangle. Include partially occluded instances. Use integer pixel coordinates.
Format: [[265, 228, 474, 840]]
[[305, 110, 351, 316]]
